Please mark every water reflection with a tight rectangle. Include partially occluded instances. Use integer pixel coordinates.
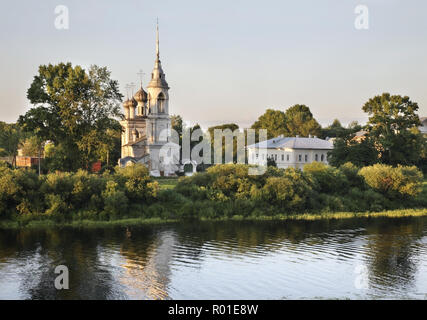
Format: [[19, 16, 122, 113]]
[[364, 220, 426, 296], [0, 217, 426, 299], [119, 230, 177, 299]]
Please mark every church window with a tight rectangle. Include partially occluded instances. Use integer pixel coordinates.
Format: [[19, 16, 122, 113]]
[[321, 154, 324, 162], [158, 93, 166, 113]]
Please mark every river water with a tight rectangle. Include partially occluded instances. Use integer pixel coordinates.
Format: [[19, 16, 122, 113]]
[[1, 217, 427, 300]]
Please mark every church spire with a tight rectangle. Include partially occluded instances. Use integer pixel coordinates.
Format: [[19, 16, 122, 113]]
[[156, 18, 160, 60], [148, 19, 169, 89]]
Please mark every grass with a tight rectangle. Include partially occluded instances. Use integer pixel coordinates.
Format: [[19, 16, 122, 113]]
[[0, 217, 179, 230], [1, 208, 426, 230], [155, 177, 179, 190]]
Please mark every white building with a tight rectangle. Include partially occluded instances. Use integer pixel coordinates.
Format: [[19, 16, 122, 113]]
[[247, 135, 333, 170], [119, 24, 179, 176]]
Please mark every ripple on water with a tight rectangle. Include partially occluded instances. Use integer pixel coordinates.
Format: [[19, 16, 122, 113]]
[[1, 218, 427, 299]]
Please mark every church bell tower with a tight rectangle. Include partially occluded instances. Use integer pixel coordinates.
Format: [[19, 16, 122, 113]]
[[146, 22, 171, 144]]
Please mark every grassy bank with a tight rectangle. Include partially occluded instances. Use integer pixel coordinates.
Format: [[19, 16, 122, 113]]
[[1, 163, 425, 229], [1, 208, 426, 230]]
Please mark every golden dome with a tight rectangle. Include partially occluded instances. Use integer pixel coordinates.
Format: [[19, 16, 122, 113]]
[[123, 99, 131, 109], [134, 87, 148, 103]]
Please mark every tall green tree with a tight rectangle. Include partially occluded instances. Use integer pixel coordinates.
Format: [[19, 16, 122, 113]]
[[171, 114, 184, 137], [208, 123, 240, 164], [328, 135, 378, 168], [321, 119, 362, 139], [251, 109, 287, 139], [0, 122, 22, 167], [251, 105, 322, 139], [284, 104, 322, 137], [18, 63, 123, 171], [362, 93, 422, 166]]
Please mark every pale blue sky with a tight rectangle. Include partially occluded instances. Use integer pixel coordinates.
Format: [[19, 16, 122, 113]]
[[1, 0, 426, 129]]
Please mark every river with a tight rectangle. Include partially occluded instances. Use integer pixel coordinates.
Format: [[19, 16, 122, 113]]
[[1, 217, 427, 299]]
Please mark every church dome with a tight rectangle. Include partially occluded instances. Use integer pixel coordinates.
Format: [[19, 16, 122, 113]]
[[134, 87, 148, 103], [123, 99, 131, 109], [130, 98, 138, 108]]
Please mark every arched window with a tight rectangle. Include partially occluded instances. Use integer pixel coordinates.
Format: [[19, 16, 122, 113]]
[[157, 93, 166, 113], [321, 154, 324, 162]]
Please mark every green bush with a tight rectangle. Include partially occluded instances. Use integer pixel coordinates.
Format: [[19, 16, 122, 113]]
[[115, 164, 159, 202], [359, 164, 423, 199], [0, 162, 424, 223], [0, 164, 20, 217], [102, 180, 128, 218], [339, 162, 365, 189], [304, 162, 349, 194]]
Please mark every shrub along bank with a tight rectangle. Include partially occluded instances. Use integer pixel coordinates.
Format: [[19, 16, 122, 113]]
[[0, 162, 425, 225]]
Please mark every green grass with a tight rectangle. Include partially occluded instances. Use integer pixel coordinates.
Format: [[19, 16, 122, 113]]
[[1, 208, 426, 230], [0, 217, 179, 230], [155, 177, 179, 190]]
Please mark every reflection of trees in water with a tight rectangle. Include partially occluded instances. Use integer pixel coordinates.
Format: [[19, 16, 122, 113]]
[[0, 228, 124, 300], [364, 218, 425, 292], [118, 228, 176, 300], [1, 217, 426, 299], [171, 220, 367, 257]]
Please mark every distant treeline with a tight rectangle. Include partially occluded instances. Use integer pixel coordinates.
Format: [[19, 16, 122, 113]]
[[0, 162, 425, 224]]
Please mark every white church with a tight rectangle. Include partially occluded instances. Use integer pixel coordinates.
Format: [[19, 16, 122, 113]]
[[119, 25, 179, 176], [119, 25, 334, 175]]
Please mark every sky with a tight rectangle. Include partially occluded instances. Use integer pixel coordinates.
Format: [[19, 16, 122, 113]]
[[1, 0, 427, 130]]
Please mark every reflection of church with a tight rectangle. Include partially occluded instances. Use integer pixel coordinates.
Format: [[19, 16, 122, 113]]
[[119, 24, 179, 176]]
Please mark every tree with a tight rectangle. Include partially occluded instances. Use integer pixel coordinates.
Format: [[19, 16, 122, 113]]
[[362, 93, 423, 166], [208, 123, 240, 164], [321, 119, 362, 139], [250, 105, 322, 140], [171, 114, 184, 137], [18, 63, 123, 171], [0, 122, 22, 167], [251, 109, 287, 139], [284, 104, 322, 137], [266, 156, 277, 167], [96, 127, 121, 168], [328, 135, 378, 168], [20, 136, 42, 157]]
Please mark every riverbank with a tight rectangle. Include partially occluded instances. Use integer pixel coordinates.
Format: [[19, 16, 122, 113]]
[[1, 208, 426, 230]]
